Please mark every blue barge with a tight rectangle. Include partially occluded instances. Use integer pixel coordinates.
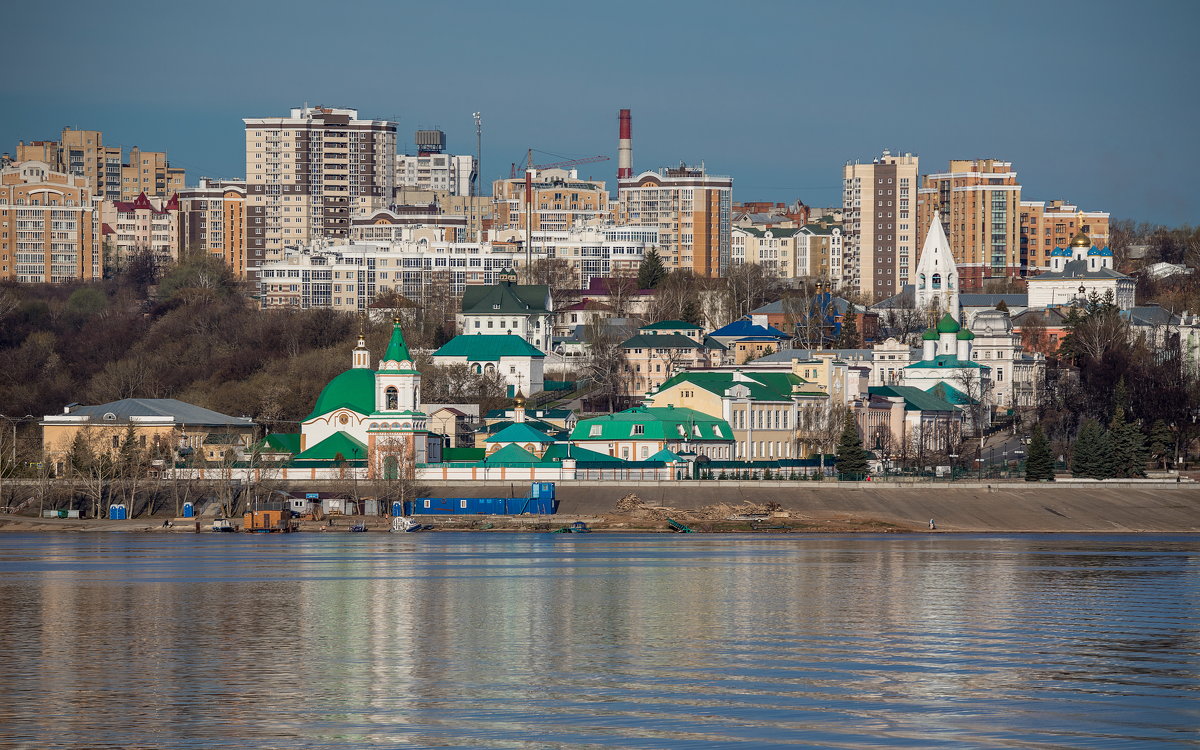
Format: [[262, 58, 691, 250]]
[[405, 482, 556, 515]]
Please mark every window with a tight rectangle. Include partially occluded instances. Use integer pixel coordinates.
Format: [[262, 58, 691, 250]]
[[632, 424, 645, 435], [385, 386, 398, 410], [589, 425, 601, 437]]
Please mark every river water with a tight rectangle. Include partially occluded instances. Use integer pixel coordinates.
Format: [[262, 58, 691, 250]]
[[0, 532, 1197, 749]]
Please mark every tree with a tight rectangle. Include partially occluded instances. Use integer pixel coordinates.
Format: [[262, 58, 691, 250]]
[[836, 310, 860, 349], [834, 411, 868, 479], [1024, 423, 1054, 481], [636, 248, 667, 290], [995, 299, 1009, 313], [648, 270, 705, 325], [1071, 419, 1103, 478], [581, 320, 630, 412], [722, 263, 781, 323], [1148, 419, 1174, 470], [797, 401, 845, 474], [1108, 405, 1148, 478], [528, 257, 580, 309]]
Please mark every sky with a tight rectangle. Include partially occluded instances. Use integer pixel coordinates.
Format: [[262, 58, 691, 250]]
[[4, 0, 1198, 225]]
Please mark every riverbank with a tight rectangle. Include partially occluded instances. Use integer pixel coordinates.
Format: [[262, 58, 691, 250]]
[[3, 481, 1199, 533]]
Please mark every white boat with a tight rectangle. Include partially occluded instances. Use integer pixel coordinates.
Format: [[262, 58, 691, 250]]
[[391, 516, 424, 532]]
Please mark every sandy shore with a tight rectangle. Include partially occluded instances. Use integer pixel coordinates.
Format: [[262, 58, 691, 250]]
[[3, 481, 1199, 534]]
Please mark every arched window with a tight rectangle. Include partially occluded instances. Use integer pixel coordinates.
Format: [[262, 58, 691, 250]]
[[385, 386, 398, 410], [932, 273, 942, 289], [918, 273, 926, 289]]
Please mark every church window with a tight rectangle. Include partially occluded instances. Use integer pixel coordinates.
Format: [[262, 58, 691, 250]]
[[385, 387, 398, 410], [918, 273, 926, 289], [339, 414, 349, 425], [932, 273, 942, 289]]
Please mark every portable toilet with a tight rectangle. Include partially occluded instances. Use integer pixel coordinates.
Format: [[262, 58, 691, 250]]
[[182, 502, 195, 518], [391, 501, 403, 517], [108, 504, 127, 520]]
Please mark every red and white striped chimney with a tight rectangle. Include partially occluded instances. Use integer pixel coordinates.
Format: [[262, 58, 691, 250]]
[[617, 109, 633, 179]]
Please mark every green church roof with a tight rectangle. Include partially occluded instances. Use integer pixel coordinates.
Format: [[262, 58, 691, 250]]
[[432, 334, 545, 361], [255, 433, 301, 454], [956, 328, 975, 340], [935, 313, 961, 333], [905, 354, 988, 370], [921, 327, 939, 341], [461, 283, 550, 315], [305, 368, 375, 420], [486, 422, 556, 444], [382, 321, 412, 363], [293, 431, 368, 462], [640, 320, 703, 331], [482, 443, 543, 464]]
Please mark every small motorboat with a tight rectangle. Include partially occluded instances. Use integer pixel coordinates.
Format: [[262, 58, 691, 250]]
[[391, 516, 425, 532], [348, 523, 368, 532], [211, 518, 235, 532], [551, 521, 591, 534]]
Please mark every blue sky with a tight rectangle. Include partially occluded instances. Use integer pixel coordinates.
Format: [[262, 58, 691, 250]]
[[4, 0, 1197, 225]]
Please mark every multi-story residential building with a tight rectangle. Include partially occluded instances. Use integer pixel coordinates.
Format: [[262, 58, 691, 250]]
[[617, 164, 732, 278], [491, 169, 609, 233], [17, 129, 123, 199], [490, 224, 658, 287], [796, 223, 843, 280], [731, 226, 800, 277], [178, 179, 247, 275], [100, 192, 181, 268], [842, 151, 919, 299], [257, 240, 549, 311], [917, 159, 1022, 291], [619, 321, 727, 395], [120, 146, 185, 200], [16, 129, 183, 200], [243, 106, 397, 280], [352, 204, 468, 243], [395, 130, 476, 197], [0, 161, 100, 282], [1019, 199, 1110, 273]]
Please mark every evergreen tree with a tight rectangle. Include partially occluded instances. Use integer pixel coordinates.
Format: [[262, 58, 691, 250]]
[[995, 299, 1009, 312], [1094, 428, 1117, 479], [1148, 419, 1174, 469], [1072, 419, 1102, 477], [680, 298, 704, 326], [1108, 406, 1148, 478], [835, 411, 869, 479], [836, 311, 860, 349], [636, 248, 667, 289], [1111, 377, 1130, 424], [1024, 423, 1054, 481]]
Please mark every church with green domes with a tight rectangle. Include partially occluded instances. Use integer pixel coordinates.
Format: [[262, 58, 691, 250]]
[[292, 319, 434, 478]]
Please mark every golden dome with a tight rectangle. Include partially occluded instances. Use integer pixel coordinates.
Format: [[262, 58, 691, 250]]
[[513, 391, 526, 408], [1069, 229, 1091, 248]]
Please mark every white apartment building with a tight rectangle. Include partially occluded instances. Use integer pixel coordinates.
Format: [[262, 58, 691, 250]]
[[395, 153, 475, 196], [243, 106, 396, 281], [491, 224, 659, 287], [257, 240, 552, 311], [731, 226, 800, 277], [843, 151, 919, 299]]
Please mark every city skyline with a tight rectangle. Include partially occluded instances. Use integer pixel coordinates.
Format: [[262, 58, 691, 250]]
[[4, 0, 1198, 226]]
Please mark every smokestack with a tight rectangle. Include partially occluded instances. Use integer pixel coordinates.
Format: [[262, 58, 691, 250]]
[[617, 109, 632, 179]]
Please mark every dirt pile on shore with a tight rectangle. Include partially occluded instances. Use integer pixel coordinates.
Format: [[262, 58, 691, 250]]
[[610, 494, 784, 522]]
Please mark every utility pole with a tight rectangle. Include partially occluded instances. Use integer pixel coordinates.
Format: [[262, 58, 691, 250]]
[[473, 112, 482, 242]]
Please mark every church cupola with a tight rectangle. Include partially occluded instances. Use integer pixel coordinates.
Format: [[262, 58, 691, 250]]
[[375, 318, 421, 414], [352, 324, 370, 369], [914, 212, 960, 319]]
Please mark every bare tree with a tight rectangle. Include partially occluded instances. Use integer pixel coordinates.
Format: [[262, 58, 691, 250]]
[[953, 369, 993, 442], [370, 438, 430, 517], [527, 258, 580, 310], [797, 400, 846, 474], [582, 320, 629, 412], [64, 428, 118, 519], [722, 263, 782, 324]]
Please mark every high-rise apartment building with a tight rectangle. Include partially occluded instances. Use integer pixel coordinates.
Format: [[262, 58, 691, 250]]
[[492, 169, 609, 233], [0, 161, 100, 282], [395, 129, 476, 197], [120, 146, 185, 200], [1019, 200, 1109, 273], [178, 179, 247, 276], [617, 165, 732, 278], [243, 106, 397, 280], [916, 159, 1021, 290], [842, 151, 919, 299], [15, 128, 181, 200]]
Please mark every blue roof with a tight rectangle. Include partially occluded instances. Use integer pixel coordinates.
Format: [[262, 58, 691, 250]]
[[709, 317, 790, 339], [1087, 246, 1113, 257], [1050, 246, 1072, 257]]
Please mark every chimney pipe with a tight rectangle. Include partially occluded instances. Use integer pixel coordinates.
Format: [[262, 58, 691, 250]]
[[617, 109, 632, 180]]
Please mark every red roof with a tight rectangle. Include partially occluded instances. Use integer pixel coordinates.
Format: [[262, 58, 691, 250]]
[[113, 191, 176, 215], [101, 223, 115, 235]]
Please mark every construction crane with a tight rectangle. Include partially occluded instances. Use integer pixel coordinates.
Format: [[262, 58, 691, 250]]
[[509, 150, 610, 178]]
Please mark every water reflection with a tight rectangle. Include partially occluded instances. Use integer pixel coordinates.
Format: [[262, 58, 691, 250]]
[[0, 533, 1197, 748]]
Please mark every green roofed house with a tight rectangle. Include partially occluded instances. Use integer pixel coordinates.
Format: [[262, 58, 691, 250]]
[[432, 333, 545, 394], [621, 321, 728, 396], [857, 385, 964, 455], [643, 369, 826, 460], [457, 277, 554, 352], [484, 422, 557, 458], [570, 405, 734, 462]]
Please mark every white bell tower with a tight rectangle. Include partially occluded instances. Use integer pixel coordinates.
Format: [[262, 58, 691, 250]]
[[914, 211, 960, 319]]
